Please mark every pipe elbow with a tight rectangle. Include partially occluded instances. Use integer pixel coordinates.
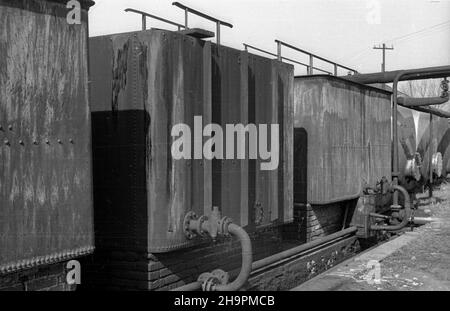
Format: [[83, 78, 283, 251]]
[[213, 224, 253, 291], [371, 185, 412, 231]]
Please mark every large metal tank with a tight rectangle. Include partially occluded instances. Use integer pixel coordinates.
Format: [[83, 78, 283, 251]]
[[0, 0, 94, 274], [417, 112, 448, 181], [89, 29, 293, 253], [293, 76, 391, 205], [397, 106, 420, 190]]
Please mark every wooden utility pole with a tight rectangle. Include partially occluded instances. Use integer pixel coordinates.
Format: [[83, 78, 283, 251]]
[[373, 43, 394, 72]]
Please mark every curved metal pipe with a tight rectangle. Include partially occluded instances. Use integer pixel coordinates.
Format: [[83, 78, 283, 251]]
[[213, 224, 252, 291], [371, 185, 412, 231], [175, 218, 252, 291], [340, 65, 450, 84], [172, 226, 357, 291], [398, 94, 449, 107]]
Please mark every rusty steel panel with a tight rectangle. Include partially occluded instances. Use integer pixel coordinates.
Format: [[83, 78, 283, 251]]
[[213, 46, 294, 229], [294, 76, 391, 205], [90, 30, 210, 253], [0, 0, 94, 274], [363, 89, 392, 187], [90, 29, 294, 253]]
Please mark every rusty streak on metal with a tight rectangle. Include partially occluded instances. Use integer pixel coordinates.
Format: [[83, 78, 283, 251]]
[[0, 0, 94, 271]]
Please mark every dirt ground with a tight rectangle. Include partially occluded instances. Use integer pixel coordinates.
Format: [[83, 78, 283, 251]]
[[292, 181, 450, 291], [374, 182, 450, 291]]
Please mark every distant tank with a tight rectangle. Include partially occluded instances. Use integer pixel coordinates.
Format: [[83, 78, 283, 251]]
[[397, 106, 421, 192], [416, 112, 447, 182]]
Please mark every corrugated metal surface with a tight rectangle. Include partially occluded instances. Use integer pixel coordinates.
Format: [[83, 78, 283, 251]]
[[0, 0, 94, 273], [90, 29, 293, 253], [294, 76, 391, 205]]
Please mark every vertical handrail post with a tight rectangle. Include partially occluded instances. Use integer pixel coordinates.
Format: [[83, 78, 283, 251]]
[[142, 14, 146, 30], [277, 41, 282, 61], [334, 64, 338, 76], [216, 21, 221, 47], [309, 54, 314, 75], [184, 8, 189, 28]]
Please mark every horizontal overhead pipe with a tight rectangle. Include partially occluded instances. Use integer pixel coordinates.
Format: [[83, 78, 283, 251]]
[[172, 226, 357, 291], [403, 105, 450, 118], [398, 93, 449, 107], [340, 65, 450, 84]]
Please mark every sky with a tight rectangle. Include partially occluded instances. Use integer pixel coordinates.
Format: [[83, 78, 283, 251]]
[[88, 0, 450, 75]]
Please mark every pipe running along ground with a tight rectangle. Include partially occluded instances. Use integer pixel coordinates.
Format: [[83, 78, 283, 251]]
[[371, 185, 412, 231], [172, 226, 357, 291]]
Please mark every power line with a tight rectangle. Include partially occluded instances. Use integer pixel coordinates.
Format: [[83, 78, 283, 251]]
[[384, 20, 450, 44]]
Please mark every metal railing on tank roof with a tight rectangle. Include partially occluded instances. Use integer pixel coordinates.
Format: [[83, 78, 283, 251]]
[[125, 8, 186, 31], [243, 43, 333, 75], [275, 40, 358, 76], [172, 1, 233, 46]]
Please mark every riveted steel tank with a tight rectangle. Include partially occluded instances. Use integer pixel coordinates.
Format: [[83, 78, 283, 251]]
[[0, 0, 94, 274], [89, 29, 293, 253], [293, 75, 391, 205]]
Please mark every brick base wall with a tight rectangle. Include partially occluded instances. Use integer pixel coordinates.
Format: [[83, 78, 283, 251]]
[[284, 200, 358, 242], [81, 201, 359, 291], [81, 226, 286, 291], [0, 262, 76, 291]]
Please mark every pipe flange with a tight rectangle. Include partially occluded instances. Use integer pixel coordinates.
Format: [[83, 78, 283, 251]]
[[183, 211, 198, 239], [405, 153, 422, 181], [197, 215, 209, 236], [218, 217, 233, 236], [211, 269, 230, 285], [198, 272, 221, 292]]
